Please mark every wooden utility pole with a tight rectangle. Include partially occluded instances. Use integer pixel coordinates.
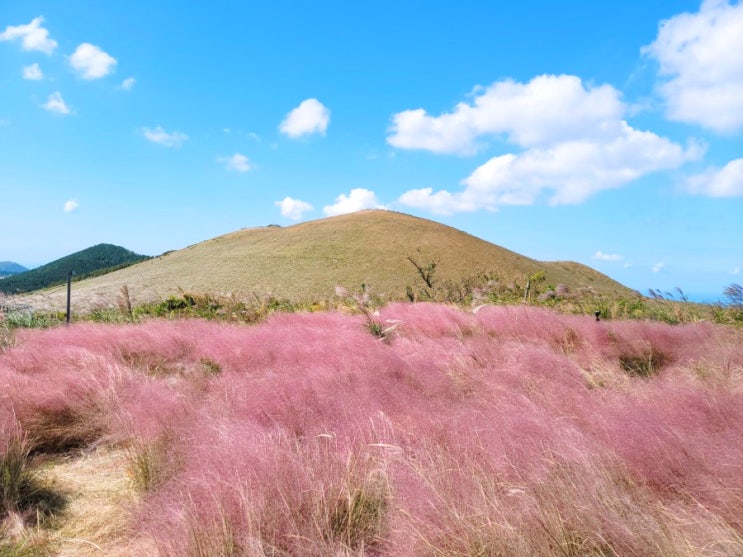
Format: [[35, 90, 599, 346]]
[[66, 270, 73, 325]]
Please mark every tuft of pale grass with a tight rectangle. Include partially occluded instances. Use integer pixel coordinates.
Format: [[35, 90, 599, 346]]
[[37, 447, 145, 556]]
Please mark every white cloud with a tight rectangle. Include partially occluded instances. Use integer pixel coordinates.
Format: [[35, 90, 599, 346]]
[[686, 158, 743, 197], [652, 262, 666, 273], [279, 98, 330, 138], [22, 63, 43, 80], [275, 197, 313, 220], [143, 126, 188, 148], [399, 125, 695, 214], [388, 75, 626, 155], [643, 0, 743, 133], [69, 43, 117, 80], [323, 188, 384, 216], [120, 77, 136, 91], [393, 75, 697, 214], [63, 200, 79, 213], [731, 266, 740, 276], [0, 16, 57, 54], [42, 91, 72, 115], [219, 153, 251, 172], [594, 251, 624, 261], [398, 188, 480, 214]]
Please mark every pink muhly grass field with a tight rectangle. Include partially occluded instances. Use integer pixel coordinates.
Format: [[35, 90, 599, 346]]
[[1, 304, 742, 555]]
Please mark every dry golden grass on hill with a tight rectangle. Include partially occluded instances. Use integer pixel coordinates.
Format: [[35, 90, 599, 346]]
[[24, 210, 634, 313]]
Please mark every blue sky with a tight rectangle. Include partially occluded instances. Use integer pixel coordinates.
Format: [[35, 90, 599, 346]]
[[1, 0, 741, 301]]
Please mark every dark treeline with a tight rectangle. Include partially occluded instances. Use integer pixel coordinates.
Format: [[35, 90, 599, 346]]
[[0, 244, 149, 294]]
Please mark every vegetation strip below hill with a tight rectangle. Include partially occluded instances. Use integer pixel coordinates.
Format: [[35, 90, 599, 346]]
[[1, 304, 742, 555]]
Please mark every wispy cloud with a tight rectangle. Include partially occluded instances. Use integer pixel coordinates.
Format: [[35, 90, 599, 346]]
[[323, 188, 385, 216], [69, 43, 117, 79], [275, 197, 313, 220], [218, 153, 251, 172], [22, 63, 43, 80], [652, 262, 665, 273], [0, 16, 57, 54], [143, 126, 188, 148], [63, 200, 79, 213], [279, 98, 330, 138], [593, 251, 624, 261], [686, 158, 743, 197], [731, 267, 740, 276], [42, 92, 72, 115], [120, 77, 136, 91]]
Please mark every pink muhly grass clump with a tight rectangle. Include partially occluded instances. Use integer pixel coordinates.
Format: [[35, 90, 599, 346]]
[[2, 336, 125, 453], [379, 301, 479, 340], [598, 379, 743, 529]]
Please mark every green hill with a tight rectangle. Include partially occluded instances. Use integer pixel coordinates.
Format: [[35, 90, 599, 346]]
[[0, 244, 149, 294], [23, 210, 634, 311]]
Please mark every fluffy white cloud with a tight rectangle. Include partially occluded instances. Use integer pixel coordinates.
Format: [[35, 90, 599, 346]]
[[42, 91, 72, 115], [652, 262, 666, 273], [275, 197, 313, 220], [69, 43, 117, 79], [279, 98, 330, 138], [388, 75, 625, 155], [22, 63, 43, 80], [594, 251, 624, 261], [399, 125, 696, 214], [120, 77, 136, 91], [393, 75, 698, 214], [219, 153, 251, 172], [143, 126, 188, 148], [0, 16, 57, 54], [63, 200, 79, 213], [323, 188, 384, 216], [643, 0, 743, 133], [686, 158, 743, 197]]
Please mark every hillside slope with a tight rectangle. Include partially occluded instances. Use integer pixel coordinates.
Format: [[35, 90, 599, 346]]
[[25, 210, 634, 311]]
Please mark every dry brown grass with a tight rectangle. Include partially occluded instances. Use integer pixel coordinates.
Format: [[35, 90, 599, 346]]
[[35, 448, 155, 556], [22, 210, 634, 313]]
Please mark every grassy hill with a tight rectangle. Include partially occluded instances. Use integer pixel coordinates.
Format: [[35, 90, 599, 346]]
[[0, 244, 149, 295], [23, 210, 635, 312]]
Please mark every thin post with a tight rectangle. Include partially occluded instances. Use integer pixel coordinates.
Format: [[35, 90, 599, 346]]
[[66, 270, 72, 325]]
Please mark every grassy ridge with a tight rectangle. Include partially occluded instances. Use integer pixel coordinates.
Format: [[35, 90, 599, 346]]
[[23, 210, 635, 312]]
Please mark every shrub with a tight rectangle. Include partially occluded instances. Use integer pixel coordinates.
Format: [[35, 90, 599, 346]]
[[619, 347, 667, 377], [0, 428, 65, 522]]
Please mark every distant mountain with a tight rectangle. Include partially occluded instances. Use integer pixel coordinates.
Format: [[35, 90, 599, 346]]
[[0, 244, 150, 294], [0, 261, 28, 279]]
